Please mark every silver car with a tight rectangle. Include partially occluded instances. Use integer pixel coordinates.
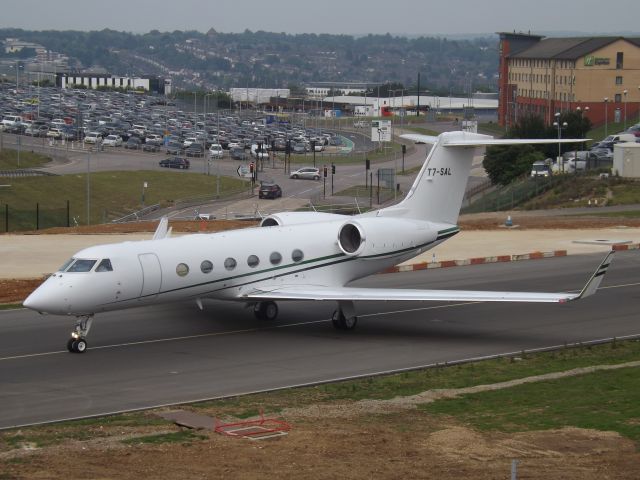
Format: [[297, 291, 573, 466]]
[[290, 167, 320, 180]]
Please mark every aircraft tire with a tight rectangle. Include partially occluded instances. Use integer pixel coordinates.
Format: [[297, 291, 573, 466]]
[[332, 310, 357, 330], [67, 338, 75, 352], [261, 301, 278, 321], [341, 316, 358, 330], [75, 338, 88, 353]]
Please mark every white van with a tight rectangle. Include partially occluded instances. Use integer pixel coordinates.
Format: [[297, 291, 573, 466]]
[[1, 115, 22, 128], [209, 144, 224, 158], [530, 160, 551, 177]]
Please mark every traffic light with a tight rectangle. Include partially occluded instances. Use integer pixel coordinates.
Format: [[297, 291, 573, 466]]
[[331, 163, 335, 175], [365, 159, 370, 170], [402, 144, 406, 154], [249, 162, 254, 173], [323, 165, 328, 177]]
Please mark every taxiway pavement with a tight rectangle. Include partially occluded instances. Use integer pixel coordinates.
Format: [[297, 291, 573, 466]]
[[1, 252, 639, 429]]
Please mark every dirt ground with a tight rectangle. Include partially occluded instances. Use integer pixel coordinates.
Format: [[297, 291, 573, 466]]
[[3, 214, 640, 478], [2, 392, 639, 479]]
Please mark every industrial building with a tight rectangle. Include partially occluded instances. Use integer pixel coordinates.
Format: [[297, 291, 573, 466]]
[[498, 32, 640, 127], [57, 74, 171, 95]]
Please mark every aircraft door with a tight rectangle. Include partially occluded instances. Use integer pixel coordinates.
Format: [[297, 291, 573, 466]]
[[138, 253, 162, 297]]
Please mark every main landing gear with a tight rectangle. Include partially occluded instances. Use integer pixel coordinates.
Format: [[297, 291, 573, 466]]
[[332, 301, 358, 330], [67, 315, 93, 353], [253, 301, 279, 321]]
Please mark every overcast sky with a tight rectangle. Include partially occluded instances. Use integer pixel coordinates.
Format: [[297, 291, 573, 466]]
[[2, 0, 639, 37]]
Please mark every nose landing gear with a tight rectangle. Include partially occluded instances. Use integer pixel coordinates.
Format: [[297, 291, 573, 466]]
[[67, 315, 93, 353]]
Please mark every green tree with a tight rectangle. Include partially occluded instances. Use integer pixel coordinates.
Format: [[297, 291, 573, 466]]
[[483, 113, 548, 185], [483, 144, 544, 185]]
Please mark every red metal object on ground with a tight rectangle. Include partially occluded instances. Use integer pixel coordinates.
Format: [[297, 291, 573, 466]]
[[214, 409, 291, 439]]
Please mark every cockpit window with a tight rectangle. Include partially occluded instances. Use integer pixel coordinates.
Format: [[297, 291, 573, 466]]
[[66, 259, 97, 273], [96, 259, 113, 272], [59, 258, 75, 272]]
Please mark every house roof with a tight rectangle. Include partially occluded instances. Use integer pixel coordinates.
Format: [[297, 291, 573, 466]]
[[510, 36, 640, 60]]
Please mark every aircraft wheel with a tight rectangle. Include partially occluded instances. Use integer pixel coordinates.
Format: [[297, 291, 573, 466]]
[[331, 310, 343, 329], [255, 301, 278, 321], [332, 310, 357, 330], [341, 315, 358, 330], [262, 301, 278, 321], [75, 338, 88, 353], [253, 303, 265, 320], [67, 338, 75, 352]]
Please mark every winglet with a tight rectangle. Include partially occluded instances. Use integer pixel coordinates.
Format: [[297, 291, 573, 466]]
[[152, 216, 170, 240], [574, 251, 614, 300]]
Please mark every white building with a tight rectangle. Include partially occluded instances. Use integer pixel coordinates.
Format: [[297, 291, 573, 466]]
[[230, 88, 289, 104]]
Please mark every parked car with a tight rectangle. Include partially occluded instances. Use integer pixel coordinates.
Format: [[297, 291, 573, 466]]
[[185, 143, 205, 157], [230, 147, 248, 160], [292, 143, 306, 154], [208, 143, 224, 158], [142, 143, 161, 152], [165, 141, 183, 155], [84, 131, 103, 145], [290, 167, 321, 180], [159, 157, 190, 169], [124, 137, 142, 149], [26, 124, 49, 137], [46, 128, 64, 140], [145, 134, 163, 146], [258, 181, 282, 199], [102, 135, 123, 147]]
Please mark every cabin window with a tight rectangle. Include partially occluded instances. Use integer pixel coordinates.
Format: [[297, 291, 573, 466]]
[[59, 258, 75, 272], [96, 259, 113, 272], [247, 255, 259, 268], [291, 249, 304, 263], [224, 257, 237, 271], [269, 252, 282, 265], [176, 263, 189, 277], [200, 260, 213, 274], [66, 259, 97, 273]]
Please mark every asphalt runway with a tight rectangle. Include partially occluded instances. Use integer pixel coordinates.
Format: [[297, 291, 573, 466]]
[[2, 252, 639, 429]]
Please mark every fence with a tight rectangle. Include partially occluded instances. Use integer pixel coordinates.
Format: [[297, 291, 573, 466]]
[[1, 201, 71, 232], [462, 176, 565, 213]]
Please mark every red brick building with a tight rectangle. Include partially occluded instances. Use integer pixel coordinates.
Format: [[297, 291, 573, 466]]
[[498, 32, 640, 129]]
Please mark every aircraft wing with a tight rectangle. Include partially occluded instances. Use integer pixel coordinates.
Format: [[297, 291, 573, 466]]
[[244, 251, 613, 304]]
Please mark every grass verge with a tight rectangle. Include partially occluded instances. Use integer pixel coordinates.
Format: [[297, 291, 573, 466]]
[[421, 365, 640, 443], [0, 149, 52, 170], [121, 431, 207, 446], [0, 170, 247, 228]]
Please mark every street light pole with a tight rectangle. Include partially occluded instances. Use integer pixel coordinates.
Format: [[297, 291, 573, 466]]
[[553, 112, 568, 172], [86, 149, 91, 225], [604, 97, 609, 137], [623, 89, 628, 130]]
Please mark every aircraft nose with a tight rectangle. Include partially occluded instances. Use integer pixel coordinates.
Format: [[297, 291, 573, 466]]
[[23, 281, 65, 314], [23, 287, 50, 313]]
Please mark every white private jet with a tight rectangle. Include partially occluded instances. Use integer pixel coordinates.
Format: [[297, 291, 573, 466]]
[[24, 131, 614, 353]]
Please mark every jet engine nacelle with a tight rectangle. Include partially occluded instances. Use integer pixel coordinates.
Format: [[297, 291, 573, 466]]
[[260, 211, 346, 227], [337, 217, 437, 257]]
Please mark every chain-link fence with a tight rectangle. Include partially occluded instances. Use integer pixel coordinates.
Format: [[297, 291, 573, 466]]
[[461, 176, 565, 213]]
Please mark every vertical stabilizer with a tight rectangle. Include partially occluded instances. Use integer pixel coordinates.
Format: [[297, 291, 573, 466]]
[[390, 131, 489, 224]]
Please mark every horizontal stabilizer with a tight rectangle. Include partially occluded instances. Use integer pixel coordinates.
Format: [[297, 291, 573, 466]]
[[400, 133, 590, 148]]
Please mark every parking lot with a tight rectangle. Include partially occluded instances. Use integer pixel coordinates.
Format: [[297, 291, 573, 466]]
[[0, 83, 362, 168]]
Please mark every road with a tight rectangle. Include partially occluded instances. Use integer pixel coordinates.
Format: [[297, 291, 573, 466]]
[[1, 252, 638, 429]]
